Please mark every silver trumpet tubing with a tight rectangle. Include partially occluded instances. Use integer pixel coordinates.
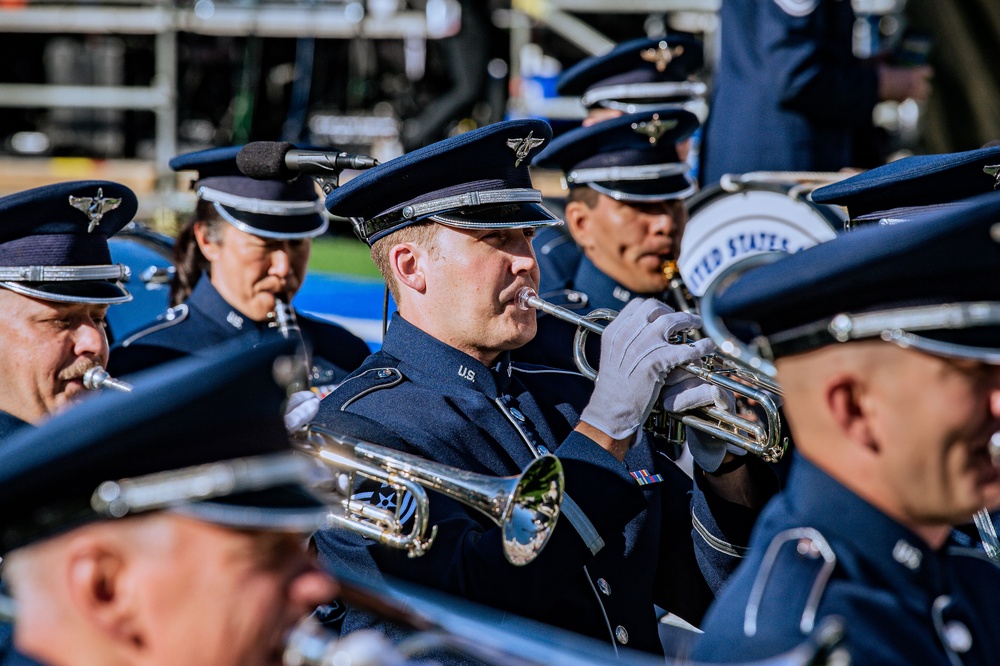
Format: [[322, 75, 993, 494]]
[[293, 425, 565, 566], [82, 367, 133, 393], [283, 587, 850, 666], [517, 288, 787, 462], [662, 259, 700, 318], [272, 292, 302, 341]]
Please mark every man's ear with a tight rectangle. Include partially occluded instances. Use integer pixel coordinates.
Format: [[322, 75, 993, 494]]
[[825, 373, 879, 454], [193, 222, 222, 263], [564, 200, 594, 250], [389, 242, 427, 295], [65, 537, 146, 651]]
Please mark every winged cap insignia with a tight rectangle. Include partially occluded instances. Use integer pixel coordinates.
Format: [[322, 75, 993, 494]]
[[507, 131, 545, 167], [984, 164, 1000, 190], [68, 188, 123, 233], [631, 114, 678, 145], [640, 41, 685, 73]]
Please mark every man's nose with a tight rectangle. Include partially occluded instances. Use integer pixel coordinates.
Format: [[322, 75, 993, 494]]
[[289, 567, 340, 610], [269, 246, 291, 277], [75, 319, 108, 359]]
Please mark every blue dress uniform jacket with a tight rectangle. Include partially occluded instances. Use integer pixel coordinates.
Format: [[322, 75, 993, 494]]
[[313, 314, 764, 655], [692, 455, 1000, 664], [0, 650, 45, 666], [0, 411, 29, 440], [108, 275, 370, 389], [701, 0, 879, 184]]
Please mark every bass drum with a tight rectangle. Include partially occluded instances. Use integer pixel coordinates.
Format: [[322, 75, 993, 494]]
[[678, 181, 844, 297], [106, 224, 175, 345]]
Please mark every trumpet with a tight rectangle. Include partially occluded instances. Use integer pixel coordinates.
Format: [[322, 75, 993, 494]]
[[293, 425, 564, 566], [517, 288, 787, 462], [662, 259, 699, 318], [82, 367, 133, 393]]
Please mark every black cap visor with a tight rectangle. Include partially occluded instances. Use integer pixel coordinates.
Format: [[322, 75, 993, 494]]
[[431, 201, 562, 232], [1, 279, 131, 304], [587, 172, 695, 202], [215, 202, 327, 240]]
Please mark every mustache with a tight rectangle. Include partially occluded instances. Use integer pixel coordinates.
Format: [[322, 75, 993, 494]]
[[58, 357, 103, 382]]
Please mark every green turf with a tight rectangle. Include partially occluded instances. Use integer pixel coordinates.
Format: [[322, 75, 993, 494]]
[[309, 236, 382, 277]]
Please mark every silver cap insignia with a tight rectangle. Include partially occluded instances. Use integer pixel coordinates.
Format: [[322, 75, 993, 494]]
[[631, 114, 678, 145], [640, 41, 685, 73], [507, 131, 545, 168], [69, 188, 123, 233]]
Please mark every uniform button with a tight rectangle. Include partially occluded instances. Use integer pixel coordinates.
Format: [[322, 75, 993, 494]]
[[537, 445, 550, 455], [377, 369, 392, 379], [615, 626, 628, 644], [597, 578, 611, 596], [510, 407, 526, 422], [944, 621, 972, 654]]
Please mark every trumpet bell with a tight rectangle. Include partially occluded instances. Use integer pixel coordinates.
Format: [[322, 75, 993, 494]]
[[297, 426, 565, 566]]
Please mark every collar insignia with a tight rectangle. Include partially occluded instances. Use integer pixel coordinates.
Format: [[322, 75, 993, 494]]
[[507, 131, 545, 168], [984, 164, 1000, 190], [640, 41, 685, 73], [69, 188, 122, 233], [631, 114, 677, 145]]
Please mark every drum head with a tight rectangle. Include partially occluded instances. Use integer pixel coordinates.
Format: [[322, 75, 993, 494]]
[[679, 184, 842, 297]]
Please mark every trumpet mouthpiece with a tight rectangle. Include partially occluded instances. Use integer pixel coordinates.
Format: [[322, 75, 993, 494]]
[[516, 287, 538, 311]]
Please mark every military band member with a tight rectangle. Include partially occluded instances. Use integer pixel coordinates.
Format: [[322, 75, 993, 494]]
[[515, 108, 699, 374], [535, 35, 705, 292], [108, 146, 370, 395], [311, 119, 776, 655], [691, 191, 1000, 664], [701, 0, 932, 184], [0, 181, 136, 437], [0, 341, 338, 666], [811, 143, 1000, 227]]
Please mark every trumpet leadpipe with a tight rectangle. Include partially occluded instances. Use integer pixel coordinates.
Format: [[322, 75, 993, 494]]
[[516, 288, 787, 462], [82, 367, 133, 393]]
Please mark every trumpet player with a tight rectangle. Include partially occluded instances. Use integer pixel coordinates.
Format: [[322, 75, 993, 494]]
[[0, 342, 338, 666], [513, 108, 699, 374], [109, 147, 370, 397], [692, 192, 1000, 664], [311, 119, 777, 656], [0, 181, 136, 437], [532, 35, 707, 290]]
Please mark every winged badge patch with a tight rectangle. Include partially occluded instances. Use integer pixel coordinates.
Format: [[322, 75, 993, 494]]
[[632, 114, 678, 145], [69, 188, 122, 233], [507, 131, 545, 168], [640, 41, 685, 73]]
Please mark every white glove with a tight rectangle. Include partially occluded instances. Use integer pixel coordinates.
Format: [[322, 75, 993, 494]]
[[284, 390, 320, 433], [580, 298, 716, 440], [660, 378, 746, 473]]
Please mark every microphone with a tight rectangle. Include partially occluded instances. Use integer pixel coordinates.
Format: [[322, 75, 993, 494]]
[[236, 142, 380, 180]]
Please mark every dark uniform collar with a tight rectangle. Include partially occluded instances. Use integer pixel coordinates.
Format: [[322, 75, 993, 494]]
[[381, 313, 514, 399], [1, 648, 50, 666], [573, 255, 644, 311], [0, 410, 30, 439], [189, 274, 266, 335], [786, 455, 946, 612]]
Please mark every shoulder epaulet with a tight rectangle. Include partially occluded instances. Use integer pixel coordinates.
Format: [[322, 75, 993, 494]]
[[118, 304, 190, 347], [537, 288, 589, 311], [335, 367, 405, 411], [744, 527, 837, 639]]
